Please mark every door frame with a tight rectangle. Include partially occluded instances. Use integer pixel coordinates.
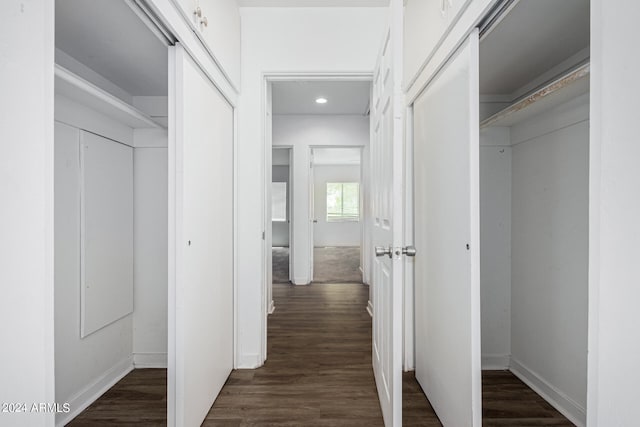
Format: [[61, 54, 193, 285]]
[[261, 72, 372, 363], [403, 105, 415, 371]]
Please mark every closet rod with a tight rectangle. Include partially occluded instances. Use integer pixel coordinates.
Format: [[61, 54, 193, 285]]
[[55, 65, 161, 129], [480, 62, 590, 129]]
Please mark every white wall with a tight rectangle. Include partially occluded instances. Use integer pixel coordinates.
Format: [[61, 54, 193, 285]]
[[54, 121, 134, 426], [235, 4, 386, 367], [133, 145, 168, 368], [479, 127, 512, 369], [272, 164, 290, 247], [510, 94, 589, 424], [273, 115, 369, 284], [588, 1, 640, 425], [313, 164, 361, 247], [0, 3, 55, 424]]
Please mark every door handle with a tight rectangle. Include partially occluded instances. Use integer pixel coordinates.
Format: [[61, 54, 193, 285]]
[[313, 219, 318, 223], [402, 245, 417, 257], [375, 246, 392, 258]]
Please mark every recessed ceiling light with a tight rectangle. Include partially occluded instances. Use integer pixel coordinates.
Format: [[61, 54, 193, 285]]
[[315, 97, 328, 104]]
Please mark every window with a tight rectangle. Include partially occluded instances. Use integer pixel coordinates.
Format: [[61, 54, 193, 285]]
[[326, 182, 359, 222], [272, 182, 287, 222]]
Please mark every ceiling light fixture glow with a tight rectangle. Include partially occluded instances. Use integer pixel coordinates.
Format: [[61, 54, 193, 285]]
[[315, 97, 328, 104]]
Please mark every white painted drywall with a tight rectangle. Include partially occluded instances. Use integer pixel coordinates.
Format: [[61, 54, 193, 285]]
[[510, 94, 589, 422], [272, 165, 290, 247], [54, 121, 134, 424], [133, 146, 168, 367], [273, 115, 370, 148], [273, 115, 369, 284], [0, 4, 54, 424], [479, 127, 512, 369], [588, 1, 640, 425], [313, 164, 362, 247], [236, 3, 385, 368]]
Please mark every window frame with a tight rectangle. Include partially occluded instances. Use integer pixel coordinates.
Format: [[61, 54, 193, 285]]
[[326, 182, 360, 223]]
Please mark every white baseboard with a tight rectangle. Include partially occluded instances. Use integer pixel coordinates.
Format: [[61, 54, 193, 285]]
[[268, 300, 275, 314], [133, 352, 167, 369], [56, 356, 133, 427], [482, 354, 511, 370], [509, 357, 586, 427], [237, 353, 262, 369], [366, 300, 373, 317]]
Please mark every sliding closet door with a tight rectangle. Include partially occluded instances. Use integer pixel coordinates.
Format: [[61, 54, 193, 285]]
[[413, 29, 481, 427], [168, 44, 234, 427]]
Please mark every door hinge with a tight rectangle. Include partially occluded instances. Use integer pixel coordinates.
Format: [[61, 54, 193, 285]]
[[262, 231, 265, 240]]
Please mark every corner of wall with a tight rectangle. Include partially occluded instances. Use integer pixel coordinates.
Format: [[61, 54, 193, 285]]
[[56, 356, 133, 427], [510, 358, 586, 427]]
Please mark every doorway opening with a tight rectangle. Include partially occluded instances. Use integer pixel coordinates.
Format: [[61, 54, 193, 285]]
[[271, 147, 292, 285], [53, 0, 170, 424], [478, 0, 590, 425], [310, 147, 364, 284], [263, 77, 373, 330]]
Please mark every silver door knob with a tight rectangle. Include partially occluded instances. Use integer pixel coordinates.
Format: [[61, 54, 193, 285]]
[[375, 246, 392, 258], [402, 245, 417, 257]]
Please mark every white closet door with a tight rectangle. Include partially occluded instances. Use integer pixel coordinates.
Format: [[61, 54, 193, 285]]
[[413, 30, 481, 427], [168, 44, 234, 427]]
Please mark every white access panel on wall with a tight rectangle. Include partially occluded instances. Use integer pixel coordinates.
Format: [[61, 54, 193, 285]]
[[413, 29, 482, 427], [168, 44, 234, 427], [80, 131, 134, 338]]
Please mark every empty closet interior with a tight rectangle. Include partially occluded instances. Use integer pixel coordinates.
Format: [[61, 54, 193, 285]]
[[479, 0, 589, 424], [54, 0, 169, 424]]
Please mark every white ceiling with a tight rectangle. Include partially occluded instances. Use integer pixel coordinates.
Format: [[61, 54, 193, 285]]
[[313, 148, 361, 165], [238, 0, 388, 6], [55, 0, 168, 96], [272, 81, 371, 115], [479, 0, 590, 97]]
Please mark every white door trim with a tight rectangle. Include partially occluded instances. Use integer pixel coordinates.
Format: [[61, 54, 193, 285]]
[[403, 104, 415, 372]]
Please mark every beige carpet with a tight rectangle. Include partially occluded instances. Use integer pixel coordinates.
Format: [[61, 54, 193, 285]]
[[313, 246, 362, 283], [271, 246, 362, 284], [272, 247, 290, 283]]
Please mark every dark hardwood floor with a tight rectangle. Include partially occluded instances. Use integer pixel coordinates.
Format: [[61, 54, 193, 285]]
[[482, 370, 575, 427], [69, 282, 575, 426], [204, 282, 382, 426], [67, 368, 166, 426]]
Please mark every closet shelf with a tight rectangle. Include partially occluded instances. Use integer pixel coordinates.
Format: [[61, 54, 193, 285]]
[[481, 63, 590, 128], [55, 65, 162, 129]]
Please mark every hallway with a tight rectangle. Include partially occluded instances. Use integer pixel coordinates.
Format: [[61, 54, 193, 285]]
[[204, 282, 387, 425]]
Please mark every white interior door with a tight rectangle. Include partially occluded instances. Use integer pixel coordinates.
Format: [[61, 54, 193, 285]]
[[413, 30, 481, 426], [371, 24, 404, 426], [168, 44, 234, 427]]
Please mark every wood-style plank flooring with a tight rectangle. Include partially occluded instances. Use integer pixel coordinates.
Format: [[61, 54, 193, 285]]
[[204, 282, 381, 426], [69, 282, 575, 426], [67, 368, 166, 426]]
